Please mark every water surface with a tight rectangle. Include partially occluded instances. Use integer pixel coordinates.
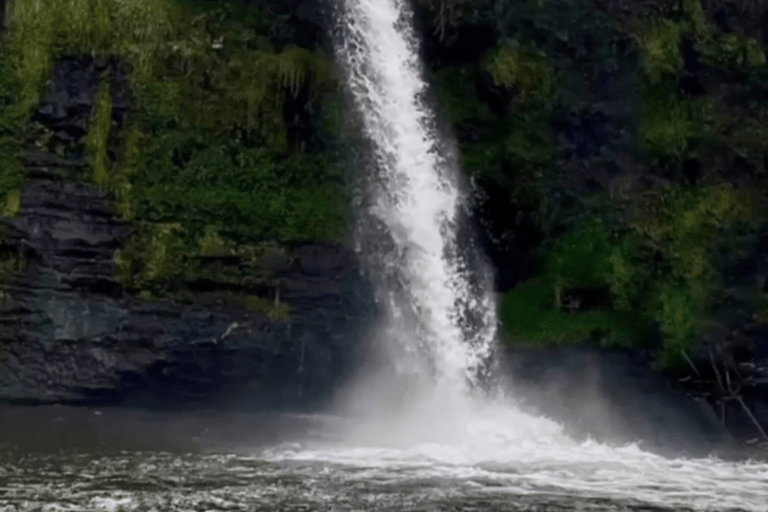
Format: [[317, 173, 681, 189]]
[[1, 406, 766, 512]]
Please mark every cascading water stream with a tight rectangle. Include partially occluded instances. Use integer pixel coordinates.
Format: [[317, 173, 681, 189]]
[[332, 0, 497, 398]]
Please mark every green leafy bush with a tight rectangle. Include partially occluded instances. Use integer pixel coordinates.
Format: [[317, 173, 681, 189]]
[[500, 276, 640, 347]]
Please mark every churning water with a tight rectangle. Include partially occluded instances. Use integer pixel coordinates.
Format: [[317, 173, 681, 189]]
[[2, 0, 768, 510]]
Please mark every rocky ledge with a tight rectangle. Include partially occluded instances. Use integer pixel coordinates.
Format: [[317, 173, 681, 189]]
[[0, 56, 376, 409]]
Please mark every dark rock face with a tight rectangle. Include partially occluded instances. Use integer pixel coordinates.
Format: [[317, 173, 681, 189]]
[[499, 346, 743, 459], [0, 56, 376, 409]]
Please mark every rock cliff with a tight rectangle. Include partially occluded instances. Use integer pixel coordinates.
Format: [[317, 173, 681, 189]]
[[0, 56, 376, 409]]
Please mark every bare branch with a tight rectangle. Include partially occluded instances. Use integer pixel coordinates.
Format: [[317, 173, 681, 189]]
[[681, 349, 701, 376], [736, 396, 768, 441], [710, 349, 725, 392]]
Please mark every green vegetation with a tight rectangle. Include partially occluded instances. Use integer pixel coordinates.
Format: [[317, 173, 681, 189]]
[[500, 277, 641, 347], [1, 0, 351, 317], [3, 0, 768, 366], [87, 75, 113, 189], [417, 0, 768, 369], [0, 43, 25, 214], [638, 92, 716, 161], [500, 181, 762, 368], [6, 0, 172, 91], [485, 39, 555, 99], [638, 18, 685, 83]]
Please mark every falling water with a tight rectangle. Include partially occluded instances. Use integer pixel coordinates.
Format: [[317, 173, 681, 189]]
[[332, 0, 497, 397]]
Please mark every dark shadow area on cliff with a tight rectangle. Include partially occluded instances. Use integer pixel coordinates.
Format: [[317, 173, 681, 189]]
[[497, 345, 749, 461]]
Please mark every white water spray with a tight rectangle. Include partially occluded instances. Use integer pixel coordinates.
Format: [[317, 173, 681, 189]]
[[333, 0, 496, 397]]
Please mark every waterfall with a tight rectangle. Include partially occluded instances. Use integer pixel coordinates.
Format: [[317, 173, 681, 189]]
[[333, 0, 497, 396], [266, 6, 768, 509]]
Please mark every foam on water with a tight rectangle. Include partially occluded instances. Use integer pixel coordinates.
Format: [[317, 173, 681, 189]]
[[263, 393, 768, 511]]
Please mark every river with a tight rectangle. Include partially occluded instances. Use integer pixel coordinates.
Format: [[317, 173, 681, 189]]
[[1, 404, 767, 512]]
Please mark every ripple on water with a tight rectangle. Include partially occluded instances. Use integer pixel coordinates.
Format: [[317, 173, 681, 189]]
[[2, 447, 763, 512]]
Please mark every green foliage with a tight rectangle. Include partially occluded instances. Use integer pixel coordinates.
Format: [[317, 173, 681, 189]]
[[684, 0, 766, 73], [546, 217, 612, 289], [432, 66, 494, 127], [169, 45, 334, 150], [485, 39, 555, 99], [110, 0, 348, 248], [114, 222, 293, 319], [6, 0, 173, 95], [0, 0, 351, 307], [0, 250, 27, 302], [230, 295, 291, 322], [701, 32, 766, 70], [638, 19, 684, 82], [501, 183, 760, 368], [1, 190, 21, 217], [654, 283, 703, 369], [500, 216, 642, 348], [499, 277, 640, 347], [625, 185, 758, 366], [130, 136, 349, 243], [86, 75, 113, 189], [632, 185, 756, 267], [605, 237, 638, 312], [1, 0, 175, 220], [635, 0, 766, 84], [416, 0, 768, 373], [638, 91, 717, 161], [504, 113, 556, 168], [114, 222, 186, 294], [0, 46, 25, 214]]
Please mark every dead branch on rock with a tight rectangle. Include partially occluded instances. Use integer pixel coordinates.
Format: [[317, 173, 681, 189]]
[[704, 349, 768, 441], [682, 349, 701, 376], [710, 349, 726, 392], [736, 396, 768, 441]]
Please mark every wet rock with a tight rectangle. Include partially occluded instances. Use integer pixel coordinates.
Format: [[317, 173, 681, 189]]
[[0, 56, 376, 410]]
